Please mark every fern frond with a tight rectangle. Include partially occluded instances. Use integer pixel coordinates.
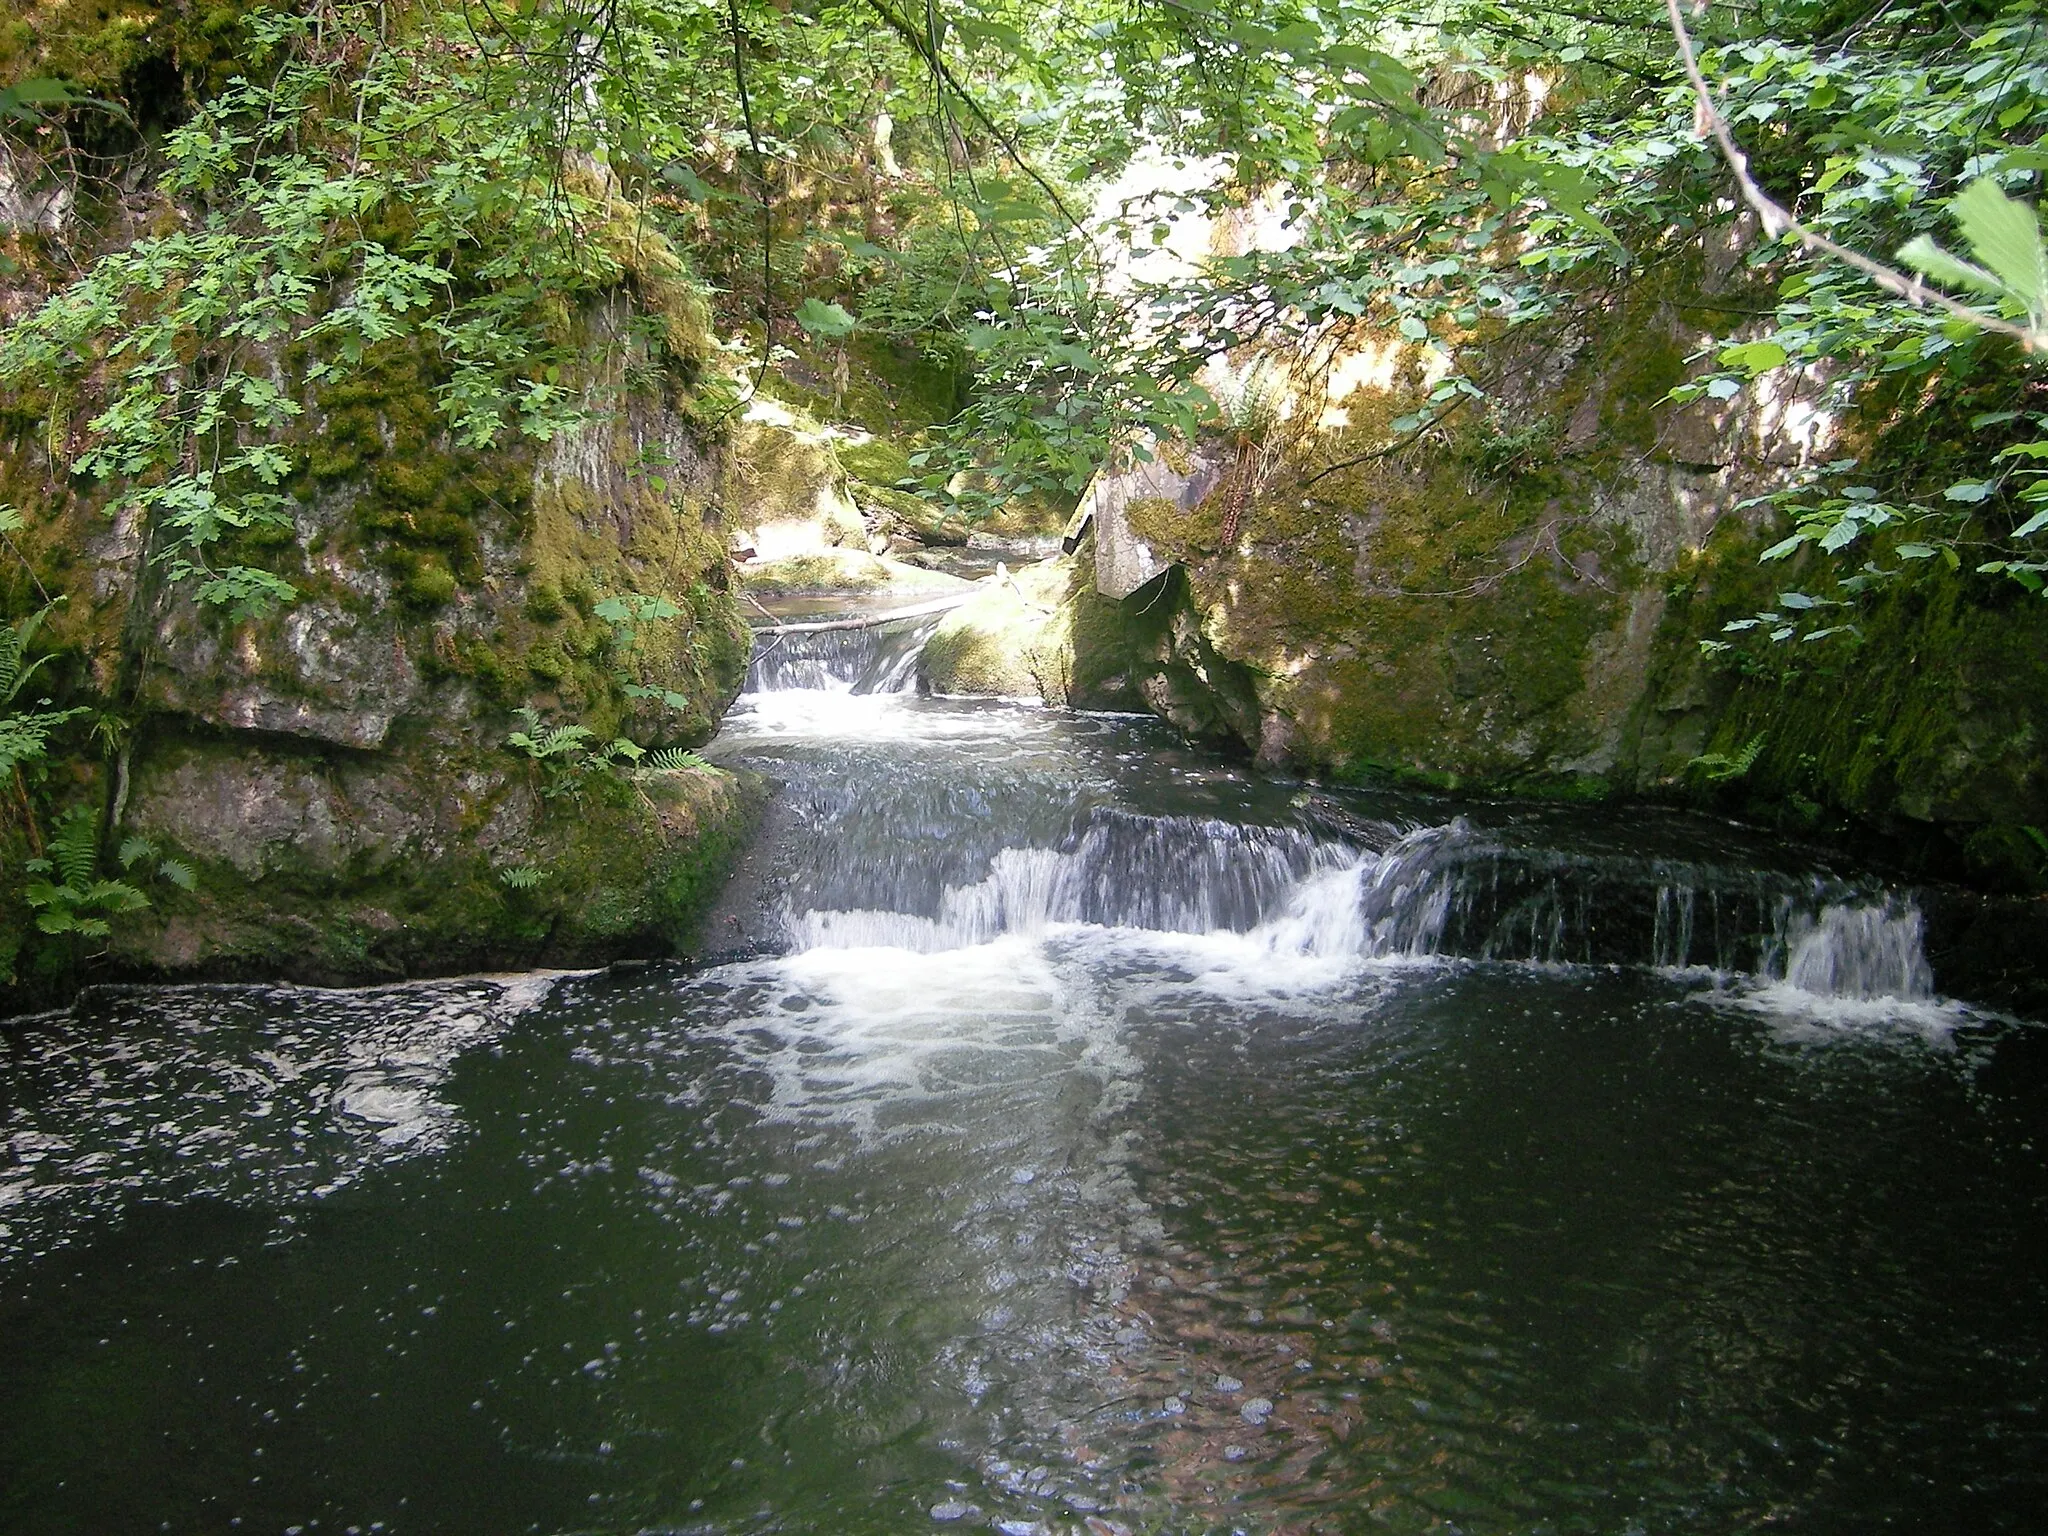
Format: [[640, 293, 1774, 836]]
[[0, 602, 62, 707], [640, 747, 711, 775], [49, 807, 100, 888], [119, 835, 157, 870], [158, 858, 198, 891], [78, 879, 150, 913], [1684, 732, 1768, 784]]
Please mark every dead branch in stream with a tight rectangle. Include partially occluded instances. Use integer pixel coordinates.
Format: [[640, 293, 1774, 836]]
[[748, 591, 978, 636]]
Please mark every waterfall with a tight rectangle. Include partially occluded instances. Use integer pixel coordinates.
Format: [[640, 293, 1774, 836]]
[[1776, 900, 1935, 1002], [785, 813, 1338, 952], [783, 809, 1937, 1001], [744, 613, 941, 695], [732, 607, 1939, 1005]]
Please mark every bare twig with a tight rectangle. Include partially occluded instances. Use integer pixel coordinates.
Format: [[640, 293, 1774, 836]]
[[1296, 394, 1472, 489], [1663, 0, 2037, 350]]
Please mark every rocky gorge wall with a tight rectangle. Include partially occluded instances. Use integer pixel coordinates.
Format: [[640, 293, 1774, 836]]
[[0, 254, 793, 1006], [925, 239, 2048, 897]]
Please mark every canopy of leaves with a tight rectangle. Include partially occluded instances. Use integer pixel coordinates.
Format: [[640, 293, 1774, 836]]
[[1, 0, 2042, 628]]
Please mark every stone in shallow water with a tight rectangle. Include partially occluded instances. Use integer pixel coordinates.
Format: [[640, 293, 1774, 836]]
[[931, 1500, 977, 1522], [1214, 1374, 1243, 1392], [1240, 1397, 1274, 1425], [1222, 1444, 1250, 1462], [995, 1523, 1048, 1536]]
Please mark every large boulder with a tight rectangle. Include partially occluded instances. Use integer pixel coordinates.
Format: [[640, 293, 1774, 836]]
[[918, 545, 1262, 747]]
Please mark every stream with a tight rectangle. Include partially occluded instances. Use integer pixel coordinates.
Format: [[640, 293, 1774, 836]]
[[2, 608, 2045, 1534]]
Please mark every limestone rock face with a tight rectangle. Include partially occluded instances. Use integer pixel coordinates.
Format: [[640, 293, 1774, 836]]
[[0, 290, 789, 1003], [111, 731, 764, 986], [1055, 256, 2048, 885], [917, 547, 1262, 749], [1082, 443, 1230, 599]]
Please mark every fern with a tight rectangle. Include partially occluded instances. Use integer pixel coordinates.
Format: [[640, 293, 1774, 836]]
[[49, 806, 100, 887], [506, 707, 596, 762], [117, 834, 196, 890], [22, 809, 159, 940], [0, 601, 58, 707], [1685, 733, 1768, 785], [498, 863, 547, 890], [638, 747, 712, 775]]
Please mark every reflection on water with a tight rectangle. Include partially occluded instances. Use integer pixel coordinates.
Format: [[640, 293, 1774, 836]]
[[0, 617, 2043, 1534]]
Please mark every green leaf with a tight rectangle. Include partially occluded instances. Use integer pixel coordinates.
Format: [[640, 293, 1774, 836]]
[[793, 298, 857, 340], [1719, 341, 1789, 376], [1897, 235, 2004, 298], [1948, 177, 2048, 312], [1943, 480, 1994, 502]]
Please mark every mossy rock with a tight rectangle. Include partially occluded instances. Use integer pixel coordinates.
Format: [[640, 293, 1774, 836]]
[[39, 737, 776, 997], [921, 561, 1079, 703]]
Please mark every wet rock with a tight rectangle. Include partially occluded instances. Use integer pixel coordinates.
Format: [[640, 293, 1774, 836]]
[[930, 1499, 977, 1522], [1214, 1374, 1243, 1393], [1222, 1444, 1250, 1462], [1240, 1397, 1274, 1425]]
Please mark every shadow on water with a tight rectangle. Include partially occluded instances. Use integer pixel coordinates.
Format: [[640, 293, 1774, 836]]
[[1, 614, 2044, 1534]]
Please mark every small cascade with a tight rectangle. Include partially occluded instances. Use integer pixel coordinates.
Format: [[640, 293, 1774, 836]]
[[781, 807, 1939, 1000], [724, 601, 1941, 1004], [744, 613, 941, 695], [786, 810, 1338, 952], [1777, 900, 1935, 1001]]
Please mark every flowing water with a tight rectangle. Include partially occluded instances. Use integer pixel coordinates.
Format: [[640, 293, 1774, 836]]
[[4, 611, 2045, 1534]]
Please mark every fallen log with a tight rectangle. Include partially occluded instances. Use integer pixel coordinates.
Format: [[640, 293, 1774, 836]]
[[747, 590, 979, 637]]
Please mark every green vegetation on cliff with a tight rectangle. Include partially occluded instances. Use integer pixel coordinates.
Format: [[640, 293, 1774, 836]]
[[4, 0, 2048, 1000]]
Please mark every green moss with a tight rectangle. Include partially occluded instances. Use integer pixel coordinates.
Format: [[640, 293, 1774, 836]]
[[839, 437, 915, 487], [402, 555, 457, 608], [525, 582, 567, 622], [62, 739, 770, 997], [766, 333, 967, 440], [922, 559, 1080, 703]]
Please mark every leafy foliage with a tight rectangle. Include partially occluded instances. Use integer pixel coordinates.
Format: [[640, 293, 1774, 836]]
[[505, 707, 645, 800], [22, 808, 148, 939], [0, 5, 682, 620], [0, 602, 87, 783]]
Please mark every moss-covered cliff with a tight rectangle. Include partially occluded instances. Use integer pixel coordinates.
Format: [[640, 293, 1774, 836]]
[[929, 245, 2048, 892], [0, 277, 781, 1005]]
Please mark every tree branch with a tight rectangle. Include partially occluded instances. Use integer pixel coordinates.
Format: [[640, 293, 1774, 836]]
[[863, 0, 1084, 233], [1663, 0, 2037, 350]]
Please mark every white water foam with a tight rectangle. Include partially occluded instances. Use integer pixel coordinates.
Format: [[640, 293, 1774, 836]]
[[1778, 899, 1934, 1002], [0, 973, 567, 1266], [786, 820, 1946, 1017]]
